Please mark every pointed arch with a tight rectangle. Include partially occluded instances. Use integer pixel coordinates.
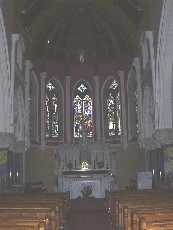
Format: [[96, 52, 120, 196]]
[[72, 80, 93, 140], [45, 78, 64, 140], [102, 76, 121, 141]]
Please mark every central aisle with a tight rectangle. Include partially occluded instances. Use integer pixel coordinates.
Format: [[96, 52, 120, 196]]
[[66, 198, 111, 230]]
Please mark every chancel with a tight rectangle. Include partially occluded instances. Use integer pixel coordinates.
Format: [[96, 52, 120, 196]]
[[55, 143, 115, 198], [1, 0, 173, 229]]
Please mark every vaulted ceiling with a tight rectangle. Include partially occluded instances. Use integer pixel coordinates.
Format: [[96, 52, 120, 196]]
[[21, 0, 143, 64]]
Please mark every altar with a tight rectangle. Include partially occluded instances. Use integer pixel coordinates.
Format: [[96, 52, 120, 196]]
[[55, 143, 117, 199], [61, 169, 113, 199]]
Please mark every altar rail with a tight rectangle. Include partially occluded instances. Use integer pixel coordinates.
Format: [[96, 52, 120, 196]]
[[0, 192, 70, 229], [105, 190, 173, 230]]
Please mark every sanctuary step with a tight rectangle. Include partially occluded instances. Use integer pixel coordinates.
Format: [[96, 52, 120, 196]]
[[66, 198, 111, 230]]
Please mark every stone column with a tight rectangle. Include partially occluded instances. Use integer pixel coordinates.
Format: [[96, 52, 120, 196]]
[[93, 75, 101, 141], [40, 72, 47, 146], [119, 70, 127, 149], [23, 60, 32, 186], [9, 34, 19, 134], [133, 58, 144, 145], [0, 9, 11, 134], [65, 76, 71, 144], [25, 60, 32, 149]]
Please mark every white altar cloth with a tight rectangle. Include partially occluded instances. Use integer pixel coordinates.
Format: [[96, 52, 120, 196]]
[[60, 169, 113, 199]]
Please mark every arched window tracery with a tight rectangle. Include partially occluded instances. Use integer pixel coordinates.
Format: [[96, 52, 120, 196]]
[[103, 78, 121, 139], [73, 80, 93, 140], [45, 79, 63, 139]]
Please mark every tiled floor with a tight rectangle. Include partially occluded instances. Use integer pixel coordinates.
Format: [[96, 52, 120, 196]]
[[66, 198, 112, 230]]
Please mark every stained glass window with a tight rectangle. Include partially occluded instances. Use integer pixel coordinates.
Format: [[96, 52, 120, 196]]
[[45, 79, 63, 139], [105, 79, 121, 137], [73, 81, 93, 139]]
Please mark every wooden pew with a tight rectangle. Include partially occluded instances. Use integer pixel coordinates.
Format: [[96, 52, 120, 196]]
[[0, 226, 36, 230], [0, 192, 70, 230], [105, 190, 173, 230], [139, 215, 173, 230], [0, 216, 45, 230]]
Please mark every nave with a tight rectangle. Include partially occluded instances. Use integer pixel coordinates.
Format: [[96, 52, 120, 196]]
[[1, 1, 173, 229], [66, 199, 111, 230]]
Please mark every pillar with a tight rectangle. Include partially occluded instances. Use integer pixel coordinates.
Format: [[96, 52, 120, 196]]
[[65, 76, 71, 144], [25, 60, 32, 149], [40, 72, 47, 146], [93, 75, 101, 141], [9, 34, 19, 133], [119, 70, 128, 149]]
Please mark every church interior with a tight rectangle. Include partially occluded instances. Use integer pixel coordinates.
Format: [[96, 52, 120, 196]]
[[0, 0, 173, 229]]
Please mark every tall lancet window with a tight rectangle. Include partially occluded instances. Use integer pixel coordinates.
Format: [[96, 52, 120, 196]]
[[73, 81, 93, 139], [45, 79, 63, 139], [104, 79, 121, 138]]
